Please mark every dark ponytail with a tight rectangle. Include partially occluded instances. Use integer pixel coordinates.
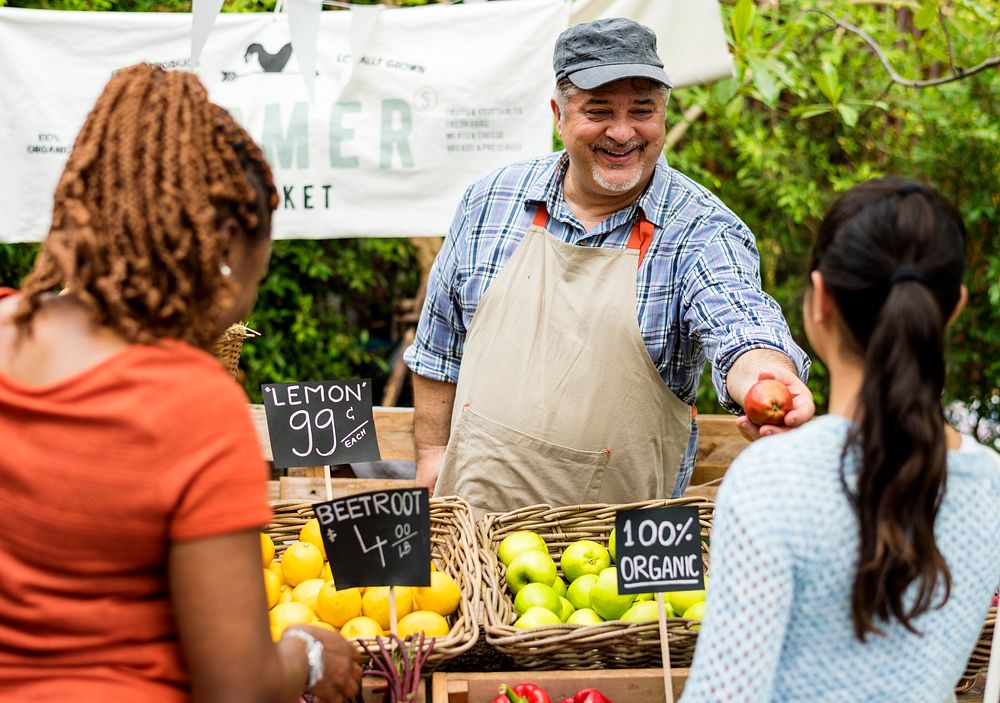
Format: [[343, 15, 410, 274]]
[[809, 178, 967, 641]]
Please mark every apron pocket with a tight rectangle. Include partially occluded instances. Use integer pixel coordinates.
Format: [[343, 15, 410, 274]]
[[443, 407, 609, 513]]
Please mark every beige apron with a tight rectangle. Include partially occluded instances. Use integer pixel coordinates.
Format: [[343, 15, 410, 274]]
[[435, 204, 692, 518]]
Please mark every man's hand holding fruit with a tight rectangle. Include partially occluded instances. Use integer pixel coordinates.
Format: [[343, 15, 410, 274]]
[[736, 369, 814, 441]]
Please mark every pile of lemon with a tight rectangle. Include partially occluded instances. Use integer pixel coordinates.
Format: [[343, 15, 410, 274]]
[[261, 519, 461, 642]]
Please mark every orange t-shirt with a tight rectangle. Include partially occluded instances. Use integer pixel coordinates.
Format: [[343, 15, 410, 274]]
[[0, 339, 271, 702]]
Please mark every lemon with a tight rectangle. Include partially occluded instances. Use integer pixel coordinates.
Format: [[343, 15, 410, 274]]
[[267, 559, 284, 583], [261, 533, 275, 567], [292, 578, 326, 613], [397, 610, 450, 639], [316, 582, 363, 627], [413, 571, 461, 617], [362, 586, 414, 630], [263, 569, 282, 609], [320, 562, 333, 582], [299, 518, 327, 559], [281, 541, 324, 586], [340, 616, 384, 639], [269, 602, 315, 638], [311, 620, 337, 632], [277, 584, 293, 605]]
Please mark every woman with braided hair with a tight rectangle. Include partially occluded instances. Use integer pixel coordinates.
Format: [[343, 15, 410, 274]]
[[681, 179, 1000, 702], [0, 64, 362, 702]]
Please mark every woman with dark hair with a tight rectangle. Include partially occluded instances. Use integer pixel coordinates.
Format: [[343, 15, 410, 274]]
[[0, 64, 362, 702], [681, 178, 1000, 702]]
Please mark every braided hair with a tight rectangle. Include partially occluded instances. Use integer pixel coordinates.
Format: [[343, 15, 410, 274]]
[[15, 63, 278, 349]]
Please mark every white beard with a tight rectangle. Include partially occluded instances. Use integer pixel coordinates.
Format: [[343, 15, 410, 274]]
[[592, 164, 645, 193]]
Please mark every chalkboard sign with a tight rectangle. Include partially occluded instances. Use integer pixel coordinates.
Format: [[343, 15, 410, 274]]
[[261, 379, 381, 468], [615, 506, 705, 594], [313, 488, 431, 588]]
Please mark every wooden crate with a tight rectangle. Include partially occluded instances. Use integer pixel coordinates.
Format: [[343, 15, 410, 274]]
[[689, 414, 749, 485], [430, 668, 690, 703], [249, 403, 748, 491], [363, 677, 426, 702], [275, 476, 415, 501]]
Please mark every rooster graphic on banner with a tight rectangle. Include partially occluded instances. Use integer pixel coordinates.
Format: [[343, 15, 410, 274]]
[[222, 41, 296, 82], [245, 42, 292, 72]]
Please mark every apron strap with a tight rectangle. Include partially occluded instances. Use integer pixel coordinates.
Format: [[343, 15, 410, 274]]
[[628, 215, 655, 266], [531, 203, 653, 267], [532, 203, 550, 228]]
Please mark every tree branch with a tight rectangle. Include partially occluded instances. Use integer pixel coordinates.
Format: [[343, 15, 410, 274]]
[[938, 5, 957, 74], [665, 104, 705, 152], [807, 8, 1000, 87]]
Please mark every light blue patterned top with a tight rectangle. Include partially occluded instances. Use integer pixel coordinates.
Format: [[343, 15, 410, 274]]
[[681, 415, 1000, 703]]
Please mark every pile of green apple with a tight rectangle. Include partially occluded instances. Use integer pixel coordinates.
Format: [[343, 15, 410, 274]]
[[496, 530, 708, 629]]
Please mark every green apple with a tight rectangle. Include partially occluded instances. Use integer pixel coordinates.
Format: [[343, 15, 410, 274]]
[[683, 601, 706, 629], [513, 606, 562, 629], [667, 578, 708, 615], [620, 600, 668, 622], [497, 531, 548, 567], [505, 551, 558, 594], [589, 567, 636, 621], [550, 575, 567, 597], [513, 582, 561, 616], [557, 596, 575, 622], [566, 607, 604, 625], [608, 528, 616, 563], [565, 573, 599, 610], [560, 540, 611, 583], [636, 592, 654, 602]]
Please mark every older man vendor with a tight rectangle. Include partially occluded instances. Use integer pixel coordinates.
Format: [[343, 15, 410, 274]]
[[404, 18, 813, 517]]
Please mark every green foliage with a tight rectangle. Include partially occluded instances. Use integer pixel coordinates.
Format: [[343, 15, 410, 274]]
[[674, 1, 999, 444], [0, 244, 38, 286], [242, 238, 418, 403]]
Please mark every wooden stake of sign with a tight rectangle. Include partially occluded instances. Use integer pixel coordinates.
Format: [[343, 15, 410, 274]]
[[656, 592, 675, 703], [323, 465, 334, 501], [389, 587, 398, 637]]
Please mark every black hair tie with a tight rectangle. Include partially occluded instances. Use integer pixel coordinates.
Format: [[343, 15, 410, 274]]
[[889, 267, 925, 286], [897, 183, 925, 197]]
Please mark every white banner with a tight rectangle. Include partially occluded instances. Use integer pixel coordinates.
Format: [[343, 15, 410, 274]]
[[0, 1, 732, 243], [0, 1, 566, 242]]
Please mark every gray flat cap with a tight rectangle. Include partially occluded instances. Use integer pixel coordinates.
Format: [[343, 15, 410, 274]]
[[553, 17, 672, 90]]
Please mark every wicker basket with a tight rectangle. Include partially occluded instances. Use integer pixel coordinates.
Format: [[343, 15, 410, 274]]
[[957, 606, 996, 693], [480, 498, 714, 670], [211, 323, 259, 379], [266, 496, 481, 671]]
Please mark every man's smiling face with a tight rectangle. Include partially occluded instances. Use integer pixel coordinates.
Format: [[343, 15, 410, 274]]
[[555, 77, 666, 202]]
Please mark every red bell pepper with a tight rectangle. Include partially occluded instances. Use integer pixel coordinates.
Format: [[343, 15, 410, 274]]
[[492, 683, 552, 703], [559, 689, 613, 703]]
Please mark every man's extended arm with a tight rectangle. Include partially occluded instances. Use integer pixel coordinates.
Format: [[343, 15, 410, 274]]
[[412, 374, 456, 496]]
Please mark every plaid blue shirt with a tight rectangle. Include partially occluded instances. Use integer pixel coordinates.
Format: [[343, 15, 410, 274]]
[[404, 152, 809, 495]]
